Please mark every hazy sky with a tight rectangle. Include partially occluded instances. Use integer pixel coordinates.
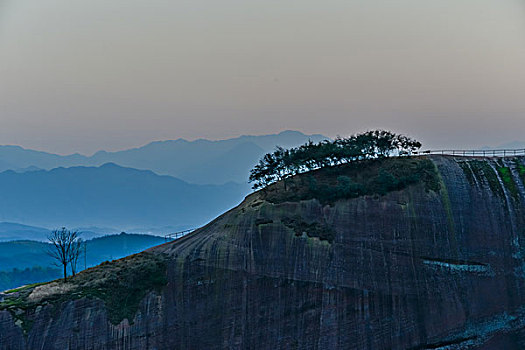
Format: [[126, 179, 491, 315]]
[[1, 0, 525, 155]]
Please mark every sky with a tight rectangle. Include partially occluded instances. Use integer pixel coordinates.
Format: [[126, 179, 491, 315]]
[[1, 0, 525, 155]]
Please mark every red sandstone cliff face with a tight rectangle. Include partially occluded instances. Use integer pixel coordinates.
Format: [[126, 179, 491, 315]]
[[1, 156, 525, 349]]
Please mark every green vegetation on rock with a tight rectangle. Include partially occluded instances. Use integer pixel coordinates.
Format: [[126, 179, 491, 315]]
[[0, 233, 167, 292], [519, 164, 525, 177], [458, 162, 475, 185], [4, 281, 50, 294], [0, 252, 168, 331], [460, 160, 505, 199], [71, 253, 168, 324], [515, 160, 525, 184], [261, 157, 439, 205], [0, 269, 60, 294], [497, 166, 519, 200], [281, 217, 336, 242], [459, 159, 522, 201]]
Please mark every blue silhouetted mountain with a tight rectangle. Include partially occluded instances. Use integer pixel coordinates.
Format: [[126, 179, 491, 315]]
[[0, 163, 250, 230], [0, 222, 116, 242], [0, 223, 51, 242], [0, 131, 327, 184], [0, 145, 86, 172]]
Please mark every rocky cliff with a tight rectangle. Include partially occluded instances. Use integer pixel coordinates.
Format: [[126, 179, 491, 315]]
[[1, 155, 525, 349]]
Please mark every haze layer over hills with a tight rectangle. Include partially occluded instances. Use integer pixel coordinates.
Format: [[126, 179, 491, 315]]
[[0, 163, 249, 231], [0, 131, 327, 185], [0, 131, 326, 233]]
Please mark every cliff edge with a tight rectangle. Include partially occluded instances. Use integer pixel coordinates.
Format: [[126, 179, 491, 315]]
[[1, 155, 525, 349]]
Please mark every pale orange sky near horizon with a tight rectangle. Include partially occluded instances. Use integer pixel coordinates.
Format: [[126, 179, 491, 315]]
[[1, 0, 525, 155]]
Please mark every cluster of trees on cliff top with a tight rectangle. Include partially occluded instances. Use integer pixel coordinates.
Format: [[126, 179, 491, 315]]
[[249, 130, 422, 189]]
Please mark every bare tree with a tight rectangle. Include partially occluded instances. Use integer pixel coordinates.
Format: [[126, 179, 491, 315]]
[[47, 227, 81, 282], [69, 238, 84, 277]]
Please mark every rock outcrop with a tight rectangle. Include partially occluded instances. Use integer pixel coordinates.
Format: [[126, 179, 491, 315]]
[[1, 155, 525, 349]]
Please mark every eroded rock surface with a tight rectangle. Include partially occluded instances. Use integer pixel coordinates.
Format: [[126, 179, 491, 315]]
[[1, 156, 525, 349]]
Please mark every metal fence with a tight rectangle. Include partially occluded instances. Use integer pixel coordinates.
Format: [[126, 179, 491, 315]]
[[164, 229, 195, 242], [413, 149, 525, 157]]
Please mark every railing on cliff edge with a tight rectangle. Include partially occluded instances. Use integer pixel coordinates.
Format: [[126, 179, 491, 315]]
[[413, 149, 525, 157], [164, 229, 196, 242], [161, 148, 524, 241]]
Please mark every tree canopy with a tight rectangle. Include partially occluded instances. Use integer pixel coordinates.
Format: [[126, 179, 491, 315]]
[[249, 130, 422, 190]]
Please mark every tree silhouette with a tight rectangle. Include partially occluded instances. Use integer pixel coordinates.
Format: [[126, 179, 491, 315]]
[[47, 227, 82, 282], [249, 130, 422, 190]]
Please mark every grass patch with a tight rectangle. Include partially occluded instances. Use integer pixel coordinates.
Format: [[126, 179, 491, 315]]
[[4, 282, 50, 294], [262, 157, 440, 205], [65, 252, 168, 325], [0, 296, 26, 309], [519, 165, 525, 177], [458, 159, 524, 201], [0, 282, 47, 336], [497, 166, 519, 200], [95, 255, 166, 324], [0, 252, 168, 329], [459, 162, 475, 185], [515, 160, 525, 184], [465, 160, 505, 199]]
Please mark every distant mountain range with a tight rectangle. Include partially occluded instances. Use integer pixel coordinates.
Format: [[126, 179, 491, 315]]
[[0, 233, 166, 270], [0, 163, 250, 230], [0, 131, 327, 185], [0, 222, 116, 242], [0, 222, 52, 242]]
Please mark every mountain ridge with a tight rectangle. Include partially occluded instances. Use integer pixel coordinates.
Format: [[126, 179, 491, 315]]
[[0, 162, 249, 230], [0, 131, 328, 184]]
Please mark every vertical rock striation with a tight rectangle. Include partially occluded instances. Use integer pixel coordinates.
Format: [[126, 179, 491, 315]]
[[1, 156, 525, 349]]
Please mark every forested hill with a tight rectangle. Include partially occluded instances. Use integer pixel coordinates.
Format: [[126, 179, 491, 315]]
[[0, 233, 166, 291]]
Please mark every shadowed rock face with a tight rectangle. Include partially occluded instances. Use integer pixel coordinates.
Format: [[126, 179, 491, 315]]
[[1, 156, 525, 349]]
